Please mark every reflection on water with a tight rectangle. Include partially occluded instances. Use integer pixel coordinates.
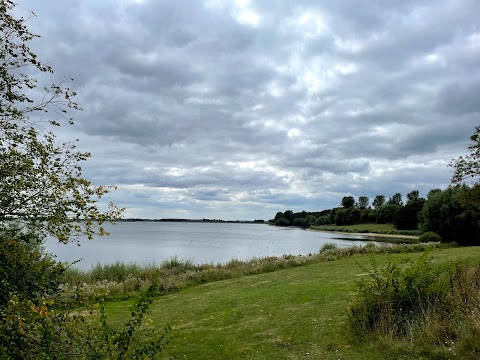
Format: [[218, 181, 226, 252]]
[[45, 222, 389, 270]]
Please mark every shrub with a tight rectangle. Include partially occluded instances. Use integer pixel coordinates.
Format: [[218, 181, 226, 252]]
[[0, 280, 170, 360], [419, 231, 442, 243], [0, 225, 170, 359], [348, 252, 453, 338], [349, 254, 480, 357], [0, 225, 66, 308], [320, 242, 338, 252]]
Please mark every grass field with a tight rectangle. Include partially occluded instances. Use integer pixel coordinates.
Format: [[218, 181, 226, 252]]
[[310, 223, 421, 237], [102, 246, 480, 359]]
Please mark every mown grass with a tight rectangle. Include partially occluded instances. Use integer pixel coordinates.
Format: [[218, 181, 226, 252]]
[[311, 223, 421, 236], [99, 246, 480, 359]]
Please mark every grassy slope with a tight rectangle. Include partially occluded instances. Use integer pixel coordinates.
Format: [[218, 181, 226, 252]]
[[314, 223, 395, 231], [104, 247, 480, 359]]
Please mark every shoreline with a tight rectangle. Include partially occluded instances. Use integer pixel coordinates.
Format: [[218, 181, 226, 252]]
[[308, 228, 419, 240]]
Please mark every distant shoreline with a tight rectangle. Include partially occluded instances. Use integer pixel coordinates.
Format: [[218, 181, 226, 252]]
[[117, 218, 266, 224]]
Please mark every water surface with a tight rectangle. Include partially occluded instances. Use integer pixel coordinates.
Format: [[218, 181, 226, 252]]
[[45, 222, 384, 270]]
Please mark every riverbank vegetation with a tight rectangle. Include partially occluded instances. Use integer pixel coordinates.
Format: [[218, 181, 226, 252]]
[[58, 242, 444, 304]]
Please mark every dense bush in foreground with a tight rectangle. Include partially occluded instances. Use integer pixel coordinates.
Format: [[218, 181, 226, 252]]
[[0, 228, 169, 360], [349, 252, 480, 358]]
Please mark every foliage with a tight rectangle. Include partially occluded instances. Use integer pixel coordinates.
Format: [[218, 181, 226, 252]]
[[0, 282, 169, 360], [0, 227, 65, 308], [372, 195, 385, 209], [270, 209, 332, 227], [419, 185, 480, 245], [358, 196, 369, 209], [349, 252, 452, 338], [406, 190, 420, 204], [349, 254, 480, 358], [0, 228, 169, 359], [271, 191, 423, 231], [293, 217, 307, 227], [341, 196, 355, 208], [394, 198, 426, 230], [387, 192, 403, 206], [319, 242, 338, 252], [451, 125, 480, 185], [376, 204, 401, 223], [334, 207, 361, 225], [419, 231, 442, 243], [0, 0, 123, 242]]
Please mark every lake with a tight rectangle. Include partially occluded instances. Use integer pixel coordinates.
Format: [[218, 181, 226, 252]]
[[45, 222, 386, 270]]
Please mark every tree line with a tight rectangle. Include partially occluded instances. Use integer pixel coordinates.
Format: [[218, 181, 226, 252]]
[[271, 184, 480, 246], [270, 123, 480, 247], [271, 189, 427, 230]]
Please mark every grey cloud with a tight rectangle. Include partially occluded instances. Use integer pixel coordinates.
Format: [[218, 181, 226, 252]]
[[435, 80, 480, 115]]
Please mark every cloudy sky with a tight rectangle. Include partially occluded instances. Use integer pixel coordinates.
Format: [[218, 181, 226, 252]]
[[15, 0, 480, 220]]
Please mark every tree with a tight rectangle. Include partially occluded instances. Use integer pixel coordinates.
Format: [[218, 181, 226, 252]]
[[341, 196, 355, 208], [283, 210, 294, 224], [376, 204, 401, 224], [406, 190, 419, 204], [372, 195, 385, 209], [293, 217, 307, 228], [274, 211, 284, 221], [358, 196, 369, 209], [0, 226, 65, 308], [0, 0, 123, 242], [419, 185, 480, 245], [395, 198, 426, 230], [427, 189, 442, 199], [387, 193, 403, 206], [451, 125, 480, 185]]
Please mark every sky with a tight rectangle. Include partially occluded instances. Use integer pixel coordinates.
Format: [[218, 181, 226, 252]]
[[14, 0, 480, 220]]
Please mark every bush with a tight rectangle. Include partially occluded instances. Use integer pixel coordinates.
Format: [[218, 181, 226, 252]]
[[348, 252, 452, 338], [320, 242, 338, 252], [0, 281, 170, 360], [0, 225, 66, 308], [0, 226, 170, 359], [419, 231, 442, 243], [349, 254, 480, 357]]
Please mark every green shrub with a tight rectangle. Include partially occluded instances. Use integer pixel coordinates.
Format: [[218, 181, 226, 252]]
[[348, 252, 455, 338], [349, 254, 480, 357], [0, 280, 169, 360], [0, 226, 66, 308], [0, 226, 170, 359], [419, 231, 442, 243], [320, 242, 338, 252]]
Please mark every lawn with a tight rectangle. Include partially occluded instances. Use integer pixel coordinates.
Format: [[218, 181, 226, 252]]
[[310, 223, 421, 237], [314, 223, 396, 232], [103, 246, 480, 359]]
